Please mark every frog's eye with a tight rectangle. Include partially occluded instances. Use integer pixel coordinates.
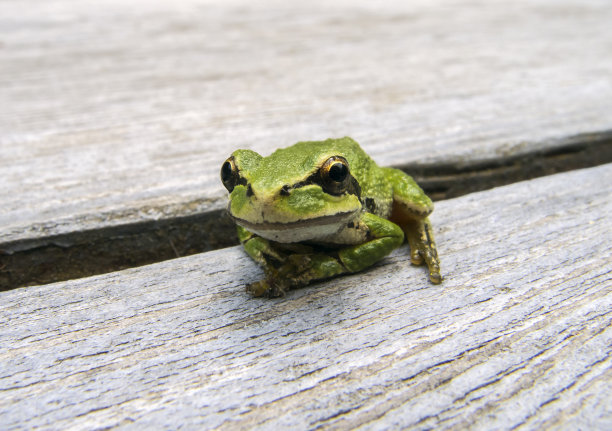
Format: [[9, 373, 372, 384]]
[[320, 156, 351, 194], [221, 156, 239, 192]]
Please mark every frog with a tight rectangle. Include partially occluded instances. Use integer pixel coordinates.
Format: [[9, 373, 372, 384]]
[[220, 137, 442, 297]]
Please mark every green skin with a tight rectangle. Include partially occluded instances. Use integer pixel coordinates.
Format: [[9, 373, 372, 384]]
[[221, 137, 442, 297]]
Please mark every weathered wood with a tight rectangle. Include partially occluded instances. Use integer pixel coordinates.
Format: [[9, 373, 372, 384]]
[[2, 0, 612, 248], [1, 164, 610, 429]]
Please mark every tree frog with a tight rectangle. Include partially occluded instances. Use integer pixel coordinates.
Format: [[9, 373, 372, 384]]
[[221, 137, 442, 297]]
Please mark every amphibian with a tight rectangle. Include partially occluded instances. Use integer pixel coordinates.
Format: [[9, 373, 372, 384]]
[[221, 137, 441, 297]]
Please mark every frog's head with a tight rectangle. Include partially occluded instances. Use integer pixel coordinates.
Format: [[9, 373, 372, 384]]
[[221, 141, 363, 243]]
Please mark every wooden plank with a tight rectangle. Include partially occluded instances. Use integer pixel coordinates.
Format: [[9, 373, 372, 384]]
[[1, 164, 610, 429], [2, 0, 612, 247]]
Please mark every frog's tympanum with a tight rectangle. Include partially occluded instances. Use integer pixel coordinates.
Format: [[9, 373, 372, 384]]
[[221, 137, 442, 297]]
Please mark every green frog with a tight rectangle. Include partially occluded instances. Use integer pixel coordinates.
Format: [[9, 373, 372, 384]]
[[221, 137, 442, 297]]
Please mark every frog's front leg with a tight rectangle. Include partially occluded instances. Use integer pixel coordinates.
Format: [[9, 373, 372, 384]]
[[383, 167, 442, 284], [402, 218, 442, 284], [237, 213, 404, 298], [336, 212, 404, 274]]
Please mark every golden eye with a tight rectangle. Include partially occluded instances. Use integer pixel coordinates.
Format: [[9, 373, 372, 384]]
[[320, 156, 351, 194], [220, 156, 239, 192]]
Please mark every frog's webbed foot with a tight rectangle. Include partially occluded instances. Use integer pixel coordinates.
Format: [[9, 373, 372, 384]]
[[246, 279, 287, 298], [247, 254, 319, 298], [248, 253, 351, 298]]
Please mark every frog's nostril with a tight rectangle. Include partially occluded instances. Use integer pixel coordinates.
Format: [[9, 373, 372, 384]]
[[280, 185, 290, 196], [246, 184, 254, 197]]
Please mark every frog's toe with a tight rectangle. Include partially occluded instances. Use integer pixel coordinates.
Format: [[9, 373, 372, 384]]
[[429, 271, 442, 284], [410, 249, 424, 265], [246, 280, 270, 297], [246, 278, 287, 298], [267, 284, 286, 298]]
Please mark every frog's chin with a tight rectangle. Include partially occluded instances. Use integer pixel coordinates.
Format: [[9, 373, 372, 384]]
[[232, 211, 358, 243]]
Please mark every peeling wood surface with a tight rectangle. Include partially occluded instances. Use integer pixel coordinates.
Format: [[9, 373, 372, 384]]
[[1, 164, 611, 430], [2, 0, 612, 246]]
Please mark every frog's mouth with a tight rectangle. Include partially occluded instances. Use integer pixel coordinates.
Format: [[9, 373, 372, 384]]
[[230, 211, 358, 243]]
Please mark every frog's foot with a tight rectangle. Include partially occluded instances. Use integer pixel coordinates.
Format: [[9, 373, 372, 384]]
[[246, 279, 268, 297], [421, 249, 442, 284], [247, 253, 347, 298], [246, 256, 310, 298], [419, 220, 442, 284], [246, 279, 287, 298], [410, 250, 442, 284], [404, 218, 442, 284], [410, 248, 441, 284]]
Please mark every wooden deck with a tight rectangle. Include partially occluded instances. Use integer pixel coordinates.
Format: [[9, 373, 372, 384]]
[[1, 0, 611, 429]]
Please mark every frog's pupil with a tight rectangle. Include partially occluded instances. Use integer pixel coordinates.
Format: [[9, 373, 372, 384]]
[[221, 161, 232, 182], [329, 162, 348, 182]]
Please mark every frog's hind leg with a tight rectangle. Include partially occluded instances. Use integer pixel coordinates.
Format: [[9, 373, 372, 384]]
[[237, 225, 347, 297], [236, 215, 404, 297]]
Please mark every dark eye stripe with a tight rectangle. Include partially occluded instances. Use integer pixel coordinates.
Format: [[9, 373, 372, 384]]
[[280, 156, 361, 198]]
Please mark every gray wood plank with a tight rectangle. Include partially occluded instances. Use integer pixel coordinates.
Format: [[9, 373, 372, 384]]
[[2, 0, 612, 245], [1, 164, 610, 430]]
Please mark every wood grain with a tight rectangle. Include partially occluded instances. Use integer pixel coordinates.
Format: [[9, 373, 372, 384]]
[[2, 0, 612, 246], [1, 164, 610, 430]]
